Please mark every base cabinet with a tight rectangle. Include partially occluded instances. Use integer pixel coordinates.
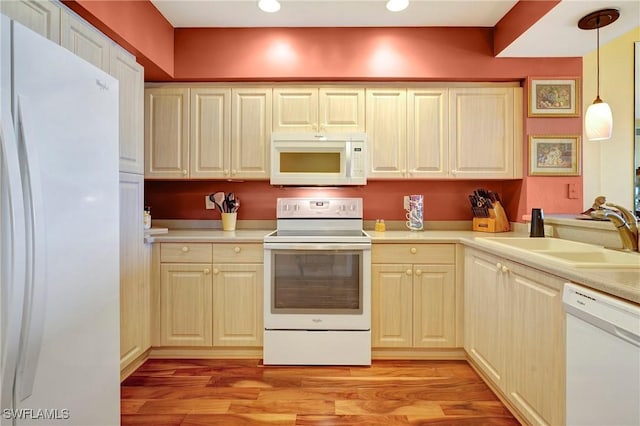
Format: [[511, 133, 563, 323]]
[[465, 248, 565, 426], [372, 244, 457, 349], [155, 243, 263, 348]]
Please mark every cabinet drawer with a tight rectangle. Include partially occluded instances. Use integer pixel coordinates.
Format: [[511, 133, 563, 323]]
[[372, 244, 454, 264], [161, 243, 213, 263], [213, 243, 263, 263]]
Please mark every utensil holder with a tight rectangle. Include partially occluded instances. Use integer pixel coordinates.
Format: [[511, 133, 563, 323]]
[[221, 212, 237, 231]]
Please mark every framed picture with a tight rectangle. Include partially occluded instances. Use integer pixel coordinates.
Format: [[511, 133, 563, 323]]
[[529, 135, 581, 176], [528, 78, 579, 117]]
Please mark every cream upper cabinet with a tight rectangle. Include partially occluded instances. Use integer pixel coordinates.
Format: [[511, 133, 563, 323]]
[[366, 88, 407, 178], [144, 87, 190, 179], [371, 244, 456, 349], [231, 88, 272, 179], [119, 173, 147, 371], [1, 0, 60, 43], [60, 9, 110, 72], [111, 46, 144, 174], [465, 248, 565, 426], [407, 89, 449, 178], [273, 87, 364, 133], [190, 88, 231, 178], [449, 87, 523, 178]]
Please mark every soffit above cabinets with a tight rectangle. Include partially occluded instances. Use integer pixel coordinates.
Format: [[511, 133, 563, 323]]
[[149, 0, 640, 58]]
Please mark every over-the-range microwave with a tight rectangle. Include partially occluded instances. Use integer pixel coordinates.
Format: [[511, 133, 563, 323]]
[[270, 133, 367, 186]]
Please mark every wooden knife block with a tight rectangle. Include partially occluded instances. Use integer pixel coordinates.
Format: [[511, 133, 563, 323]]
[[472, 201, 510, 233]]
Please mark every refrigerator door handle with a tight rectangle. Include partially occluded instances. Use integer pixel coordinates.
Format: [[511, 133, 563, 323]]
[[0, 93, 27, 413], [14, 96, 47, 402]]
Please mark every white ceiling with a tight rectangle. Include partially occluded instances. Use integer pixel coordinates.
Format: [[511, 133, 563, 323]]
[[150, 0, 640, 57]]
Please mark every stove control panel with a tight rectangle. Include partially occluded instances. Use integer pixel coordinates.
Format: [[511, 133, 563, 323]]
[[276, 197, 363, 219]]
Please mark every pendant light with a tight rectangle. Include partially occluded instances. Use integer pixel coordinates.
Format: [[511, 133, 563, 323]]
[[579, 9, 619, 141]]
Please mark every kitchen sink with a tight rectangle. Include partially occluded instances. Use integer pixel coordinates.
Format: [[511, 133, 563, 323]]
[[479, 237, 599, 252], [476, 237, 640, 269]]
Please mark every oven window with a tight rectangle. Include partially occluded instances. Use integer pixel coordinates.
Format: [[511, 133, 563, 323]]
[[271, 250, 362, 314], [279, 152, 341, 173]]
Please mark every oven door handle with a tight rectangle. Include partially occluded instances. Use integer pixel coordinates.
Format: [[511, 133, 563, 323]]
[[263, 242, 371, 251]]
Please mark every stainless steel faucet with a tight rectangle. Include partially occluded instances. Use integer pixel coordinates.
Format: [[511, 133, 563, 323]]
[[590, 202, 639, 252]]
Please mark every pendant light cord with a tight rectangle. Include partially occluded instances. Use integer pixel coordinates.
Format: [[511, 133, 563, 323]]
[[596, 16, 601, 101]]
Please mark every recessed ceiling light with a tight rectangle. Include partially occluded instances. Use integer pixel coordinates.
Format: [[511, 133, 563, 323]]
[[258, 0, 281, 13], [386, 0, 409, 12]]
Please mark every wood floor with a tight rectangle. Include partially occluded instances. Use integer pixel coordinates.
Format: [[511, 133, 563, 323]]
[[121, 359, 521, 425]]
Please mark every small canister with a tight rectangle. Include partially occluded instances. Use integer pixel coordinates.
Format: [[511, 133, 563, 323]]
[[143, 206, 152, 230]]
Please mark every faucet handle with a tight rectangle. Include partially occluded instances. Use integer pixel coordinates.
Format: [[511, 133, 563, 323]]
[[606, 202, 638, 235]]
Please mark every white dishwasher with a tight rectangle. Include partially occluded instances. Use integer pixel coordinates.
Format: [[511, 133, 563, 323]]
[[563, 283, 640, 426]]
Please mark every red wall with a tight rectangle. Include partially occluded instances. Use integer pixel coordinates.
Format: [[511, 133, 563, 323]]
[[145, 180, 516, 222]]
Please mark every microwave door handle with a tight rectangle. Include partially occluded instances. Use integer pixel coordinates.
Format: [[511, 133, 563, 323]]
[[345, 143, 352, 178]]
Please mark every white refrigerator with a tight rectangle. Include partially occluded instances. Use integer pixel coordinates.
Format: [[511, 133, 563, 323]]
[[0, 17, 120, 425]]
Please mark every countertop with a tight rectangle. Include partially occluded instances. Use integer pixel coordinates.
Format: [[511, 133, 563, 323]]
[[151, 228, 639, 304]]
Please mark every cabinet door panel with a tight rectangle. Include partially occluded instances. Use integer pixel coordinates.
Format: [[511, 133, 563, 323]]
[[111, 47, 144, 174], [1, 0, 60, 43], [449, 87, 522, 178], [508, 264, 565, 426], [213, 264, 263, 347], [60, 10, 110, 72], [190, 88, 231, 178], [464, 251, 507, 388], [366, 89, 407, 178], [145, 88, 190, 178], [407, 89, 448, 178], [232, 88, 272, 179], [371, 264, 412, 347], [413, 264, 455, 347], [273, 88, 318, 132], [119, 173, 145, 368], [319, 88, 365, 132], [160, 264, 212, 346]]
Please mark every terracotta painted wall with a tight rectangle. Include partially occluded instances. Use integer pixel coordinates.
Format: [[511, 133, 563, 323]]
[[145, 180, 513, 222]]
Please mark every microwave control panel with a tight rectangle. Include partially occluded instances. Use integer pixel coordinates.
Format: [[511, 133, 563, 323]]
[[350, 142, 365, 178]]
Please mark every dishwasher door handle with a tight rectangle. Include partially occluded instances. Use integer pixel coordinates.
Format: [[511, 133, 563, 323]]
[[615, 327, 640, 348]]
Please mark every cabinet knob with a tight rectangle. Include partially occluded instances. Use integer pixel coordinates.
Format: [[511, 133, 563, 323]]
[[182, 169, 187, 176], [204, 268, 210, 275], [496, 262, 502, 269], [415, 269, 422, 276], [232, 169, 237, 175], [234, 246, 241, 253], [181, 246, 190, 253], [452, 169, 457, 176], [213, 268, 219, 275], [501, 265, 509, 273], [406, 269, 412, 275], [224, 169, 229, 176], [410, 247, 417, 254]]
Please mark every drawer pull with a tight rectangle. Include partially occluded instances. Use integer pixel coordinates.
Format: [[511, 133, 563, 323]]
[[496, 262, 502, 270], [181, 246, 190, 253], [406, 269, 412, 275], [213, 268, 219, 275], [501, 265, 509, 273], [234, 246, 241, 253], [203, 268, 210, 275], [410, 247, 417, 254], [415, 269, 422, 276]]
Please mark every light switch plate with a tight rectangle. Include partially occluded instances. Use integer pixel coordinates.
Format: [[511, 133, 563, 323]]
[[205, 195, 216, 210]]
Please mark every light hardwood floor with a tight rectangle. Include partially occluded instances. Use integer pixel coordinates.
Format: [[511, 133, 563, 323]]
[[121, 359, 520, 425]]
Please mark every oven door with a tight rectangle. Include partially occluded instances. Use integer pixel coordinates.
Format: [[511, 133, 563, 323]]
[[263, 242, 371, 330]]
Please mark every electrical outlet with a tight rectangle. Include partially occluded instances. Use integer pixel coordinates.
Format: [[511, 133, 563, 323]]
[[205, 195, 216, 210], [403, 195, 409, 210], [568, 183, 579, 199]]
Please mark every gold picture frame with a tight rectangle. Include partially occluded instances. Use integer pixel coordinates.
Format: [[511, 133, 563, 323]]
[[529, 135, 581, 176], [528, 78, 580, 117]]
